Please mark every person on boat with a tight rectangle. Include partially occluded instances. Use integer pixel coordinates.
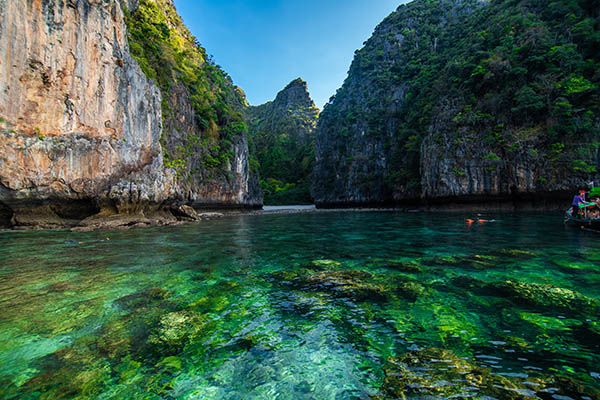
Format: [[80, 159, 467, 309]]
[[590, 198, 600, 219], [572, 190, 586, 217]]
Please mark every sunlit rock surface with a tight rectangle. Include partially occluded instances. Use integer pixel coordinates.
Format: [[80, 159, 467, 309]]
[[0, 0, 261, 229]]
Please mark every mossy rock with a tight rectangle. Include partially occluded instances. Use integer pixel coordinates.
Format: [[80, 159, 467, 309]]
[[450, 275, 488, 291], [494, 249, 537, 259], [422, 255, 460, 267], [369, 259, 422, 273], [395, 261, 422, 273], [488, 280, 600, 315], [96, 318, 135, 360], [288, 291, 327, 316], [310, 259, 341, 268], [375, 347, 596, 399], [115, 288, 173, 311], [373, 348, 524, 399], [538, 375, 600, 400], [147, 310, 207, 353], [23, 343, 112, 398], [519, 311, 581, 332], [267, 269, 300, 284], [100, 288, 183, 361], [503, 335, 532, 351], [304, 270, 388, 301], [463, 254, 497, 270], [396, 281, 426, 302], [552, 259, 597, 274]]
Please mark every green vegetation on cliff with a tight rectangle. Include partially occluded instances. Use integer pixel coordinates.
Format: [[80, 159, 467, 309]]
[[248, 79, 319, 205], [124, 0, 248, 181], [314, 0, 600, 204]]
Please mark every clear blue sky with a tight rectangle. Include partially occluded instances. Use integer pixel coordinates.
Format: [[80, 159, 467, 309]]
[[174, 1, 407, 109]]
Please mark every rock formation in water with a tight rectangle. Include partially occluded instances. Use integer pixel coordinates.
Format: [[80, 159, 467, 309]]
[[312, 0, 600, 207], [0, 0, 262, 229], [247, 78, 319, 204]]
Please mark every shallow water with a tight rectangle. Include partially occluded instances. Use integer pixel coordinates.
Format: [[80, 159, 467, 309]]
[[1, 211, 599, 399]]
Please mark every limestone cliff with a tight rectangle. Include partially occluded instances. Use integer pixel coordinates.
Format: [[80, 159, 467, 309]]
[[125, 0, 262, 209], [247, 78, 319, 205], [0, 0, 261, 228], [313, 0, 600, 207], [0, 0, 175, 228]]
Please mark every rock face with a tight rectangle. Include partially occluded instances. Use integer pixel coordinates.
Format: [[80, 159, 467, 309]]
[[0, 0, 175, 227], [125, 0, 261, 210], [247, 78, 319, 205], [313, 0, 600, 207], [0, 0, 261, 228]]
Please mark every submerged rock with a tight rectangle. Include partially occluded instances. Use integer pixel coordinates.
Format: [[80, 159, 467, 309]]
[[24, 341, 114, 398], [552, 259, 598, 274], [310, 259, 342, 268], [539, 375, 600, 400], [396, 281, 426, 302], [304, 270, 388, 301], [425, 254, 497, 270], [463, 254, 497, 270], [394, 261, 423, 273], [488, 280, 600, 315], [422, 255, 462, 268], [449, 275, 488, 291], [374, 347, 600, 400], [270, 267, 427, 303], [115, 288, 174, 311], [368, 259, 422, 273], [374, 348, 523, 399], [147, 311, 207, 353], [494, 249, 537, 259], [99, 289, 181, 361]]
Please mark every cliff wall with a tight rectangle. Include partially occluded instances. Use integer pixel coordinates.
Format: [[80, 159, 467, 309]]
[[125, 0, 262, 209], [313, 0, 600, 208], [0, 0, 261, 228]]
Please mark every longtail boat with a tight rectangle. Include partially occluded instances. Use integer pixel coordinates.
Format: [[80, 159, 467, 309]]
[[565, 202, 600, 229]]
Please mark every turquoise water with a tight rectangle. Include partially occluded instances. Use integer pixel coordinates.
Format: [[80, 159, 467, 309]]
[[1, 211, 599, 399]]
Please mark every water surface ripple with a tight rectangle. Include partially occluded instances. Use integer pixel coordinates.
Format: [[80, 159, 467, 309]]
[[1, 212, 599, 399]]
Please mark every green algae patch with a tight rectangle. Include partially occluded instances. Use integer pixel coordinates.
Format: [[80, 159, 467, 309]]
[[553, 259, 598, 273], [367, 258, 423, 273], [495, 249, 537, 259], [396, 281, 426, 302], [304, 270, 388, 302], [157, 356, 182, 371], [147, 311, 207, 352], [115, 288, 174, 311], [374, 348, 600, 400], [374, 348, 520, 400], [422, 255, 461, 267], [463, 254, 498, 270], [519, 312, 582, 332], [489, 280, 600, 315], [310, 259, 342, 268]]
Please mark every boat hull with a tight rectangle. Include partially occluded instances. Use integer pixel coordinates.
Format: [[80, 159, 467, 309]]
[[565, 208, 600, 229]]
